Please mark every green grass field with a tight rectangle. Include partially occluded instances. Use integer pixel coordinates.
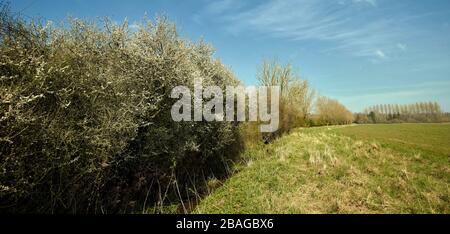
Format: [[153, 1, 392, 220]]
[[195, 123, 450, 214], [333, 123, 450, 157]]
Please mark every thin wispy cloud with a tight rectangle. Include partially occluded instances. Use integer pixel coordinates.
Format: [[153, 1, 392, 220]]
[[375, 49, 386, 59], [198, 0, 420, 60], [397, 43, 407, 51]]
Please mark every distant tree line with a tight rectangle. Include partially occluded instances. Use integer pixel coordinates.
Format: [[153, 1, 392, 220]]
[[354, 102, 449, 124]]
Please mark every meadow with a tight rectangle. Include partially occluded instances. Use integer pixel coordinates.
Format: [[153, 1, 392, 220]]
[[195, 123, 450, 214], [333, 123, 450, 156]]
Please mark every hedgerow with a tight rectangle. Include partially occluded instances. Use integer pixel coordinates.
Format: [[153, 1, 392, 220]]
[[0, 4, 242, 213]]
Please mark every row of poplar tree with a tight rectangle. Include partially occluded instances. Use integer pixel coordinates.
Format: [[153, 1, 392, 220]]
[[354, 102, 448, 123]]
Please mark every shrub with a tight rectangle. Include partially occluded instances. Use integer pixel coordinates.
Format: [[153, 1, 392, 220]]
[[0, 5, 242, 213], [254, 59, 314, 143], [315, 96, 353, 125]]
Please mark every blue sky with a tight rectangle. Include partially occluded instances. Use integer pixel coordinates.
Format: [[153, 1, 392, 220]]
[[10, 0, 450, 112]]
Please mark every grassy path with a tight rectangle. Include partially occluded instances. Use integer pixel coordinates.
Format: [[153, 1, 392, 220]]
[[195, 124, 450, 214]]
